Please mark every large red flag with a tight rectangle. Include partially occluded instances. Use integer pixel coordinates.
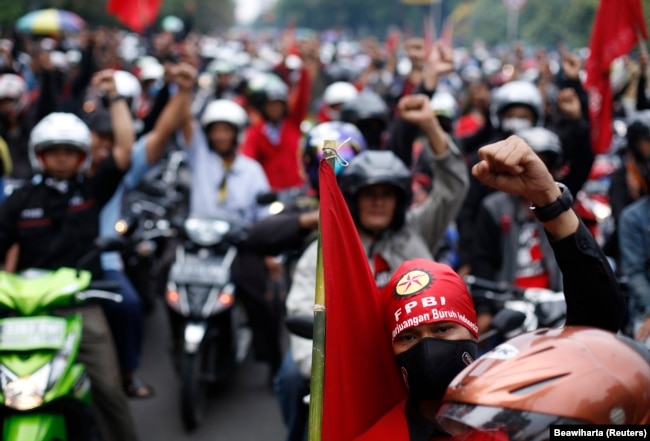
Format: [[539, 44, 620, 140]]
[[106, 0, 162, 34], [319, 159, 406, 440], [585, 0, 647, 154]]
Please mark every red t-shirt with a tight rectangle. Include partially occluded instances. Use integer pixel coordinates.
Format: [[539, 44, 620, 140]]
[[241, 66, 312, 191]]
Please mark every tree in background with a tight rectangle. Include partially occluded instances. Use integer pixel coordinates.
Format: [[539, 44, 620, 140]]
[[0, 0, 648, 49]]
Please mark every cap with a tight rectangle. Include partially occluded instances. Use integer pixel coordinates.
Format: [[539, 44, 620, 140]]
[[382, 258, 478, 341]]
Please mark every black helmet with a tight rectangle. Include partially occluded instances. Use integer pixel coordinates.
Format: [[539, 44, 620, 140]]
[[514, 126, 564, 172], [338, 150, 412, 231], [340, 91, 390, 149], [626, 110, 650, 163]]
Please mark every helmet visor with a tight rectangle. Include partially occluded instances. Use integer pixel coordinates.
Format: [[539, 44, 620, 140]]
[[437, 403, 588, 441]]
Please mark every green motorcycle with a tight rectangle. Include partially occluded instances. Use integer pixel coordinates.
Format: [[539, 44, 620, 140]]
[[0, 242, 122, 440]]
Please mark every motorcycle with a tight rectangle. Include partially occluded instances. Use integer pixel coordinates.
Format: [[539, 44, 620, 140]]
[[255, 187, 319, 312], [164, 213, 252, 431], [117, 149, 190, 313], [464, 275, 567, 352], [0, 237, 123, 441]]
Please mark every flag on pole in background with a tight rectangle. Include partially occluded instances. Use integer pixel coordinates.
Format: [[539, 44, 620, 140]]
[[423, 8, 436, 56], [585, 0, 647, 154], [106, 0, 162, 34], [439, 16, 454, 47], [319, 159, 406, 440]]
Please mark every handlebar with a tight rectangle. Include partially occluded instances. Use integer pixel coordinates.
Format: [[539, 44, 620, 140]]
[[75, 290, 123, 303], [463, 275, 526, 299]]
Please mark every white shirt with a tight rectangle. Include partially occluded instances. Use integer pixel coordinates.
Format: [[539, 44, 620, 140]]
[[180, 122, 271, 225]]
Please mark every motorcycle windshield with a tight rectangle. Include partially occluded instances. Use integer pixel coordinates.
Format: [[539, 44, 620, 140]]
[[0, 268, 91, 315]]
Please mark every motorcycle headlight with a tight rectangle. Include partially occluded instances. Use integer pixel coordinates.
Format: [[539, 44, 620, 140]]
[[2, 363, 49, 411], [268, 201, 285, 215], [1, 328, 78, 411], [184, 218, 230, 247]]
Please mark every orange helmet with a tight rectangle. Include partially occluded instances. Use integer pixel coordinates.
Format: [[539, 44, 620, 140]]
[[436, 327, 650, 439]]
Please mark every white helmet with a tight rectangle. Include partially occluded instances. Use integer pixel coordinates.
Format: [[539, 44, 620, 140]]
[[162, 15, 184, 34], [490, 80, 543, 128], [0, 74, 27, 102], [138, 62, 164, 82], [200, 99, 248, 131], [49, 51, 69, 72], [135, 55, 160, 69], [430, 90, 459, 120], [323, 81, 359, 106], [206, 59, 236, 76], [66, 49, 82, 65], [29, 112, 92, 173], [113, 70, 142, 115]]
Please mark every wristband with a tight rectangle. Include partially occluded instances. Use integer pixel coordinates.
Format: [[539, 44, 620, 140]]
[[108, 95, 126, 104], [530, 182, 574, 222]]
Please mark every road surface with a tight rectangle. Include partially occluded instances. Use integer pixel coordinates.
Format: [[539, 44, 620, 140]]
[[130, 298, 289, 440]]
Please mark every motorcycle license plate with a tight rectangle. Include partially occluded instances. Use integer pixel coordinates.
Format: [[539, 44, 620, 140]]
[[0, 317, 67, 351], [170, 258, 226, 284]]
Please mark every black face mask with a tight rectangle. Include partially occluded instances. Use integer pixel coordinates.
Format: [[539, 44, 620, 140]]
[[395, 338, 476, 400]]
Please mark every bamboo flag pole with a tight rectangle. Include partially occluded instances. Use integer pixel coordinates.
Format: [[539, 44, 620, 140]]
[[308, 140, 339, 441]]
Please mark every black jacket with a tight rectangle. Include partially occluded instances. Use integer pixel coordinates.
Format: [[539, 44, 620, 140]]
[[0, 155, 125, 278]]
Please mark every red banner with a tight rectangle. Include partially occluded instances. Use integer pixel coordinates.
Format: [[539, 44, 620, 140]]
[[319, 159, 406, 440], [585, 0, 647, 154], [106, 0, 162, 34]]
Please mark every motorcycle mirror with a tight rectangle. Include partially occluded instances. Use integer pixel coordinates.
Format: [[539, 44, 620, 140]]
[[74, 236, 128, 277], [490, 309, 527, 334], [93, 236, 128, 252], [256, 192, 278, 205], [139, 180, 168, 197], [477, 309, 527, 344], [285, 314, 314, 340]]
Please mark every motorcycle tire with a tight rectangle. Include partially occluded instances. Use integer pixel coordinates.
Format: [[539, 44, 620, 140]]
[[180, 352, 207, 431]]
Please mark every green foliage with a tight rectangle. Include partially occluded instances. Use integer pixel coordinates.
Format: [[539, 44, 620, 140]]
[[0, 0, 648, 50], [270, 0, 650, 50], [466, 0, 598, 48]]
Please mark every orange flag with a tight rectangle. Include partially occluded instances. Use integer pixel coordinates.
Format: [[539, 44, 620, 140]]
[[319, 159, 406, 440]]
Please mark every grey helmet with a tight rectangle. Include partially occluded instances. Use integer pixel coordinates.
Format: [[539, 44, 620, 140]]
[[490, 80, 543, 129], [338, 150, 412, 231], [514, 126, 563, 171]]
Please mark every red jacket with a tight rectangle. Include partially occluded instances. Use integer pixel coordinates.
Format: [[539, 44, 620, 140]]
[[355, 400, 453, 441], [241, 66, 311, 191]]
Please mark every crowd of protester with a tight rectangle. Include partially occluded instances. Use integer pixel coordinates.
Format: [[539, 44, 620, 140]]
[[0, 10, 649, 439]]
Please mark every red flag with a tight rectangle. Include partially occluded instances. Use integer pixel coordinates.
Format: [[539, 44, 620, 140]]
[[319, 159, 406, 440], [106, 0, 162, 34], [585, 0, 647, 154]]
